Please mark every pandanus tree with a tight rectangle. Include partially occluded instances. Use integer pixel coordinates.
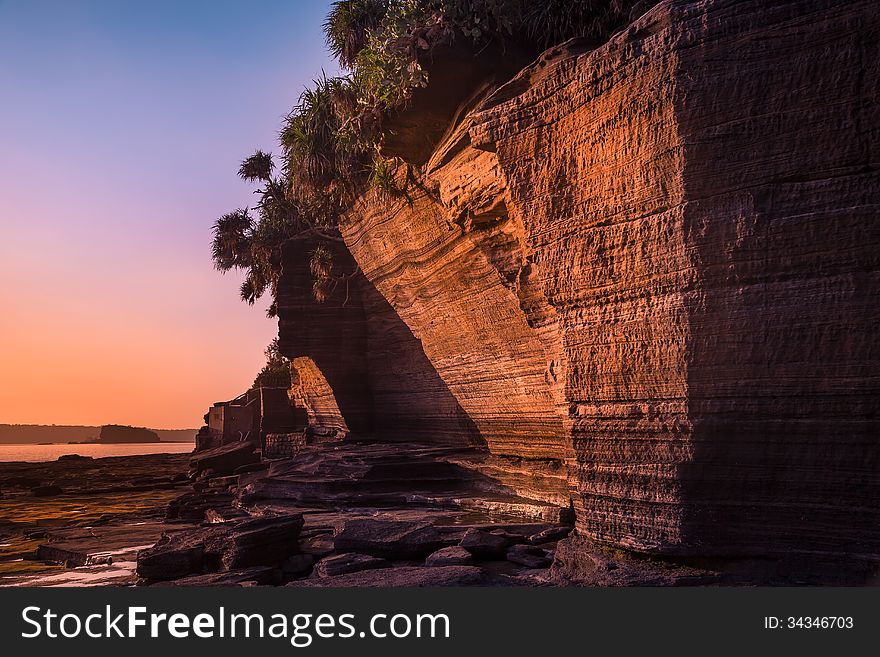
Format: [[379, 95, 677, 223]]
[[211, 151, 304, 317]]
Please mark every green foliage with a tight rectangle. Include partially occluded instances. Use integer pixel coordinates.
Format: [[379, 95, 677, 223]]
[[211, 151, 304, 315], [369, 152, 409, 200], [521, 0, 644, 47], [323, 0, 653, 128], [280, 74, 372, 216], [309, 245, 335, 304], [238, 149, 274, 182], [324, 0, 389, 68], [252, 338, 291, 389]]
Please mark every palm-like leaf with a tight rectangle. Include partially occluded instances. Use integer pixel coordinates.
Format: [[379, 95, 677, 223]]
[[211, 209, 253, 271], [324, 0, 388, 68], [238, 150, 274, 182]]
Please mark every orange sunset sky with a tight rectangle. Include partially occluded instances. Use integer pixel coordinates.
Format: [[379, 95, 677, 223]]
[[0, 1, 336, 429]]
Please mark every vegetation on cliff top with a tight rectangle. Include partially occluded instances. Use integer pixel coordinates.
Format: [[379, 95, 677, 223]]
[[212, 0, 653, 312], [252, 338, 292, 389]]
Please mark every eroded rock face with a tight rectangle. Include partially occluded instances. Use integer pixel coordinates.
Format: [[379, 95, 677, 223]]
[[468, 0, 880, 559], [277, 0, 879, 567]]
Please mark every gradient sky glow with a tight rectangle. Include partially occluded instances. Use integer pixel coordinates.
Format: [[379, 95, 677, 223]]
[[0, 0, 337, 428]]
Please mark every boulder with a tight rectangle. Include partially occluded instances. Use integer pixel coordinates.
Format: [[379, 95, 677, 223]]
[[425, 546, 474, 567], [315, 553, 391, 577], [460, 528, 512, 559], [136, 528, 222, 580], [221, 514, 304, 569], [137, 513, 304, 580], [189, 441, 258, 478], [334, 519, 450, 559]]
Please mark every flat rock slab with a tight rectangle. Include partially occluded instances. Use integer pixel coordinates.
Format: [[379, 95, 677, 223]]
[[334, 519, 451, 559], [316, 552, 390, 577], [137, 528, 219, 580], [35, 522, 182, 568], [290, 566, 493, 587]]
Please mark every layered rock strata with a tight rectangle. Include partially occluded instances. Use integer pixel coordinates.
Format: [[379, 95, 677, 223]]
[[277, 0, 879, 567]]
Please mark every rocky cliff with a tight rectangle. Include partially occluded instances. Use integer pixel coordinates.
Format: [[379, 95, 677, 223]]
[[277, 0, 879, 571]]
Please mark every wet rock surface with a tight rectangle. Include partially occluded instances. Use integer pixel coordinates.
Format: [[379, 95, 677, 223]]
[[0, 453, 193, 585]]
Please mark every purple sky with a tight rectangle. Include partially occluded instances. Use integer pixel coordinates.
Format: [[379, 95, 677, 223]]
[[0, 0, 338, 428]]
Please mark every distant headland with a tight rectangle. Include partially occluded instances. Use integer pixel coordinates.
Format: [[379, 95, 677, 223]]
[[0, 424, 197, 444], [90, 424, 159, 444]]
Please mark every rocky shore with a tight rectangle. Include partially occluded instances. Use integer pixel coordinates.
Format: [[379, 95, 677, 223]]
[[3, 441, 872, 586], [0, 443, 731, 587], [0, 453, 190, 585]]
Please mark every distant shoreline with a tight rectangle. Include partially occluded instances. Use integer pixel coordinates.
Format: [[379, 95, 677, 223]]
[[0, 442, 195, 464], [0, 424, 198, 445], [1, 440, 195, 445]]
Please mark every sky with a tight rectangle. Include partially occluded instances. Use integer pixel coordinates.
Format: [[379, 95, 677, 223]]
[[0, 0, 338, 429]]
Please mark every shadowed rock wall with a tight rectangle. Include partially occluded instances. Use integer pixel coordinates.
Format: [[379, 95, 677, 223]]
[[277, 237, 480, 445]]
